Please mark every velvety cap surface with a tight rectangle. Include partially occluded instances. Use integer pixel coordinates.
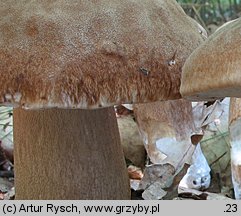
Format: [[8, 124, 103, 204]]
[[0, 0, 204, 109], [181, 18, 241, 101]]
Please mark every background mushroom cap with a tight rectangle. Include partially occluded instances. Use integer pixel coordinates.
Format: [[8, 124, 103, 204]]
[[180, 18, 241, 101], [0, 0, 204, 109]]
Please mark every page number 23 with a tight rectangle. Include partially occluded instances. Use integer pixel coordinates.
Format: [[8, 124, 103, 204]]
[[225, 204, 238, 213]]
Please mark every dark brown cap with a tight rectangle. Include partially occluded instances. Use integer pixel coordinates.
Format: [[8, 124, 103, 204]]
[[0, 0, 204, 109], [181, 18, 241, 101]]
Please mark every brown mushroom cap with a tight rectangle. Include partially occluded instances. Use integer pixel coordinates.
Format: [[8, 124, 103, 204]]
[[0, 0, 204, 109], [180, 18, 241, 101]]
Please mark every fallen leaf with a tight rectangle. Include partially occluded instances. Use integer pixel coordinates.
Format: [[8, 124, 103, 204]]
[[142, 182, 167, 200], [139, 163, 175, 190], [128, 165, 143, 180], [178, 186, 233, 200]]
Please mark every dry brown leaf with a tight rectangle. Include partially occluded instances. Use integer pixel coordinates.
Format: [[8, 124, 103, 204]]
[[139, 163, 175, 190], [139, 164, 190, 200], [127, 165, 143, 180], [142, 182, 167, 200], [163, 163, 190, 200], [178, 186, 233, 200]]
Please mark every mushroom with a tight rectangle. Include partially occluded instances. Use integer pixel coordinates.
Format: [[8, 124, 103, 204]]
[[229, 98, 241, 199], [180, 19, 241, 199], [133, 99, 197, 167], [180, 18, 241, 101], [133, 99, 212, 191], [0, 0, 204, 199]]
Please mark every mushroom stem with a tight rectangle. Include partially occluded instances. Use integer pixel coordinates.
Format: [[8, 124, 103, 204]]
[[13, 107, 130, 199], [229, 98, 241, 200]]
